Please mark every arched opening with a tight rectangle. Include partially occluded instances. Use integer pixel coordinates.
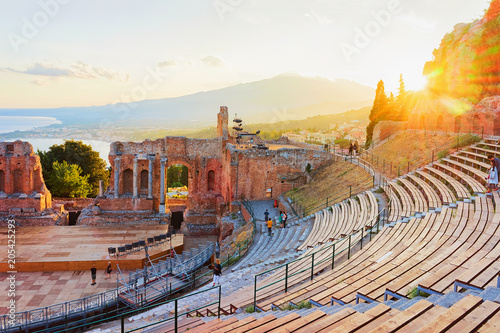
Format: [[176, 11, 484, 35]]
[[208, 170, 215, 191], [0, 170, 5, 192], [167, 164, 189, 199], [122, 169, 133, 194], [420, 115, 426, 130], [455, 116, 462, 133], [140, 170, 148, 189], [436, 115, 444, 131], [13, 169, 23, 193], [473, 114, 481, 133]]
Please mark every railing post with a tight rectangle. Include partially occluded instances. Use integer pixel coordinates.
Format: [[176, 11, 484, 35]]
[[332, 243, 336, 270], [311, 253, 315, 280], [349, 186, 352, 198], [348, 234, 351, 259], [482, 126, 484, 139], [407, 161, 409, 174], [175, 299, 178, 333], [432, 150, 434, 163], [398, 166, 400, 177], [285, 263, 289, 292], [121, 315, 125, 333], [361, 227, 364, 250], [193, 270, 196, 289], [254, 275, 257, 311], [218, 286, 221, 318]]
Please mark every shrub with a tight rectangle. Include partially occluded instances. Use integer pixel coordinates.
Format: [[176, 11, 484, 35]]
[[297, 300, 312, 309], [305, 163, 312, 173], [375, 187, 385, 194]]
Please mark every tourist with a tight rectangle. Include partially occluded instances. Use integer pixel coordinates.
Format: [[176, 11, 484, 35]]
[[486, 160, 498, 193], [278, 211, 283, 228], [353, 142, 358, 156], [264, 209, 269, 222], [283, 211, 287, 228], [348, 143, 353, 156], [90, 264, 97, 285], [488, 155, 500, 182], [267, 218, 273, 236], [274, 199, 278, 208], [105, 262, 112, 279], [212, 258, 222, 286]]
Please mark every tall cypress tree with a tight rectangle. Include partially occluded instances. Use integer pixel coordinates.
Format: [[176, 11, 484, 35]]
[[366, 80, 388, 147]]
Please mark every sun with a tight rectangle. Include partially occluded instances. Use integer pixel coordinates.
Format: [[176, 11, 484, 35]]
[[408, 74, 428, 91]]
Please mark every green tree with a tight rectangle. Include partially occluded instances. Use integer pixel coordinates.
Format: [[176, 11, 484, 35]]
[[38, 140, 109, 197], [47, 161, 91, 198], [167, 165, 181, 187], [179, 165, 189, 186], [366, 80, 388, 147]]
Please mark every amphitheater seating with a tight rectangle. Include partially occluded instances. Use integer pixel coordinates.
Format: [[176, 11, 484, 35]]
[[167, 291, 499, 333], [191, 139, 500, 329]]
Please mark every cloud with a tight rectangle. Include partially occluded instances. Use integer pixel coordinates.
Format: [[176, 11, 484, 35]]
[[1, 62, 129, 82], [200, 56, 225, 67], [30, 79, 47, 86], [157, 59, 178, 68]]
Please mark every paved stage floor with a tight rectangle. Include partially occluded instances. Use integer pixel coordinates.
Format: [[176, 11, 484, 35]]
[[0, 225, 184, 314]]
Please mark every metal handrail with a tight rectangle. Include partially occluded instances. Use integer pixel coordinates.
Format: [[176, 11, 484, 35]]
[[253, 205, 388, 309], [0, 242, 215, 333]]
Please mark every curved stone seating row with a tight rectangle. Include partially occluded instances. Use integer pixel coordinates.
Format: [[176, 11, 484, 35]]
[[167, 289, 500, 333], [298, 192, 378, 251], [229, 221, 311, 273]]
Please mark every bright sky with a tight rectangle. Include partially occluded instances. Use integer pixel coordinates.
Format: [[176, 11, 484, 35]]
[[0, 0, 491, 108]]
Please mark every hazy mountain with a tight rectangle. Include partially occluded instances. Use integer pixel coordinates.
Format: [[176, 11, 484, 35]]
[[0, 73, 374, 129]]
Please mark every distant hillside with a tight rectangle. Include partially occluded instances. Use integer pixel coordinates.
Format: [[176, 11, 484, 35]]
[[0, 73, 373, 130], [424, 0, 500, 102], [127, 106, 370, 141]]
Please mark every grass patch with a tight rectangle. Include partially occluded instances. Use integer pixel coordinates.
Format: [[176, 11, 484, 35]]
[[407, 287, 430, 299], [285, 159, 372, 212], [296, 300, 312, 309], [375, 187, 384, 194], [436, 149, 449, 160], [281, 303, 297, 311], [245, 305, 255, 313]]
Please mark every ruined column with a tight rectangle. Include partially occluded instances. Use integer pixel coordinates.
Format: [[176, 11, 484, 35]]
[[159, 157, 167, 213], [114, 155, 121, 199], [98, 180, 104, 197], [133, 157, 138, 198], [147, 155, 154, 199]]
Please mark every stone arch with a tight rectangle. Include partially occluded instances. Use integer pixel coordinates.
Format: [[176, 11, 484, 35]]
[[140, 170, 148, 189], [122, 168, 133, 194], [208, 170, 215, 191], [494, 115, 500, 136], [472, 114, 481, 132], [455, 116, 462, 133], [436, 115, 444, 131], [13, 169, 23, 193], [0, 170, 5, 192]]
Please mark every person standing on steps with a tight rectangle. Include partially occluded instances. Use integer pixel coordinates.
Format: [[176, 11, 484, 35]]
[[348, 143, 353, 156], [90, 264, 97, 285], [267, 218, 273, 236], [486, 160, 498, 193], [278, 211, 283, 228], [264, 209, 269, 222], [212, 259, 222, 286], [283, 211, 287, 228]]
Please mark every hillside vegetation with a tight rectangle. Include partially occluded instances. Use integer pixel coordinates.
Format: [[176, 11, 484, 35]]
[[362, 131, 480, 178], [287, 159, 372, 213]]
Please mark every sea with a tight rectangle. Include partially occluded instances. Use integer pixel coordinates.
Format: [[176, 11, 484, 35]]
[[0, 116, 111, 165]]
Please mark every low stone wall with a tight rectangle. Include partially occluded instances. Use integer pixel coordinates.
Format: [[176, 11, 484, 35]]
[[97, 197, 154, 211]]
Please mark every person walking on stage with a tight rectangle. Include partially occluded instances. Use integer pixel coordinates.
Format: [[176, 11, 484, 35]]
[[264, 209, 269, 222], [212, 259, 222, 286], [267, 218, 273, 236], [105, 262, 112, 279], [90, 264, 97, 285]]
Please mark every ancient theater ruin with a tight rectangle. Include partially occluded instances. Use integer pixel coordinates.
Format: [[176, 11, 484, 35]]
[[78, 106, 333, 237]]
